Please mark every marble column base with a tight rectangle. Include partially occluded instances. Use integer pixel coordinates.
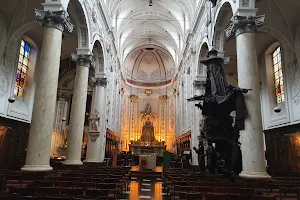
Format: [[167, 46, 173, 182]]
[[62, 160, 83, 165], [239, 171, 271, 179], [21, 165, 53, 172]]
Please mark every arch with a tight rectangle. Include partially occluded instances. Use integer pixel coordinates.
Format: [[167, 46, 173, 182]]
[[92, 39, 105, 74], [92, 32, 109, 74], [195, 42, 209, 76], [212, 1, 234, 52], [58, 68, 93, 92], [259, 26, 293, 56], [195, 36, 211, 64], [68, 0, 92, 51], [212, 1, 235, 28]]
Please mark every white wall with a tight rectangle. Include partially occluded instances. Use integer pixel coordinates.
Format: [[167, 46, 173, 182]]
[[0, 14, 38, 123]]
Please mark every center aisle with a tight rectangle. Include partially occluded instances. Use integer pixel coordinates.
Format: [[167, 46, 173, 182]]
[[118, 166, 168, 200]]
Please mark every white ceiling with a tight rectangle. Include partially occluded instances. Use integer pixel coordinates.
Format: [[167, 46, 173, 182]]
[[105, 0, 196, 88], [123, 45, 175, 87]]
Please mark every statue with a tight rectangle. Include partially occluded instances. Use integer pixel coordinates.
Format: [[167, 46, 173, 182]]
[[206, 142, 217, 175], [193, 140, 205, 173], [90, 109, 100, 132], [141, 103, 156, 120], [145, 103, 151, 113], [188, 49, 249, 177]]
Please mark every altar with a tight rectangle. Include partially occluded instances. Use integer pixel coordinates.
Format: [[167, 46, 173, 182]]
[[129, 103, 166, 157], [139, 154, 156, 170]]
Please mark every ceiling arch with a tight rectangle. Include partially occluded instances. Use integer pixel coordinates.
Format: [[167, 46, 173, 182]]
[[123, 45, 175, 88], [105, 0, 198, 89]]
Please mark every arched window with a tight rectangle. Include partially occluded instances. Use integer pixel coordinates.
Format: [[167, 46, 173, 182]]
[[14, 40, 31, 97], [272, 46, 284, 104]]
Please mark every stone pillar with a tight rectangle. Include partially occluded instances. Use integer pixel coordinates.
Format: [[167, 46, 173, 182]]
[[226, 15, 270, 179], [21, 10, 73, 172], [63, 54, 93, 165], [191, 80, 205, 166], [85, 78, 107, 163]]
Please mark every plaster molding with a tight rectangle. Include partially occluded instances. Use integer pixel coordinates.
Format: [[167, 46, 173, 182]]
[[225, 15, 265, 37], [71, 54, 94, 68], [35, 9, 74, 32]]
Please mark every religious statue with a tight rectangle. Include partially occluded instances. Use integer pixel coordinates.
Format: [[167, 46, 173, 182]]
[[141, 103, 156, 120], [206, 142, 217, 174], [188, 49, 249, 177], [193, 140, 205, 173], [89, 109, 100, 132]]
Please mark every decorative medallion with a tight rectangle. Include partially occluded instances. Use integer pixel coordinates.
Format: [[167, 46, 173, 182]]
[[144, 89, 153, 96]]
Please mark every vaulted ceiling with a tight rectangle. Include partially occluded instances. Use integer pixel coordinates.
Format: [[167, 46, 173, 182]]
[[105, 0, 195, 88]]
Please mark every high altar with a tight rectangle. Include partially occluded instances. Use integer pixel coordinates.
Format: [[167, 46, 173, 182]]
[[129, 104, 166, 157]]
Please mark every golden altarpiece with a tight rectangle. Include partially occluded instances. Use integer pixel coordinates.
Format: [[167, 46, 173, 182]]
[[129, 103, 166, 156]]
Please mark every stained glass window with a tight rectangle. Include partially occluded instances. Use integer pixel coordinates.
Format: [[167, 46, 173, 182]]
[[14, 40, 30, 97], [273, 47, 284, 104]]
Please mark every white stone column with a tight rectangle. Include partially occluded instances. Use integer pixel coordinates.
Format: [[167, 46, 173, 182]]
[[191, 80, 205, 166], [21, 9, 73, 172], [226, 15, 270, 179], [63, 54, 93, 165], [85, 78, 107, 163]]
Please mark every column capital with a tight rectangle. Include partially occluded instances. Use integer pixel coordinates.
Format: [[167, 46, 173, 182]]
[[92, 77, 107, 87], [35, 9, 74, 32], [71, 54, 94, 68], [130, 94, 139, 103], [159, 95, 168, 104], [225, 15, 265, 37]]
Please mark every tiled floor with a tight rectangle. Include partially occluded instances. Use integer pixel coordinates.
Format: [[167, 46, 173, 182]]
[[119, 177, 169, 200]]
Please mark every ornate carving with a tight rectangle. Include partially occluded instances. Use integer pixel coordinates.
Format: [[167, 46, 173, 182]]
[[88, 132, 100, 142], [71, 54, 94, 68], [130, 94, 139, 103], [184, 53, 193, 69], [242, 0, 250, 7], [35, 9, 74, 32], [141, 103, 156, 120], [225, 15, 265, 37], [144, 89, 153, 96], [121, 98, 127, 128], [0, 74, 8, 98], [137, 69, 148, 80], [170, 99, 175, 129], [89, 109, 101, 132], [143, 53, 155, 64], [150, 68, 162, 80], [91, 77, 107, 87], [159, 95, 168, 104], [173, 89, 178, 97], [92, 9, 97, 23]]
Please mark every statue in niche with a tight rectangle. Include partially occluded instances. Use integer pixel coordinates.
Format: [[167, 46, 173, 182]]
[[188, 49, 250, 178]]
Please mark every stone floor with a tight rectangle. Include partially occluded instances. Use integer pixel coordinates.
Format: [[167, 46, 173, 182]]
[[119, 178, 169, 200], [118, 166, 169, 200]]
